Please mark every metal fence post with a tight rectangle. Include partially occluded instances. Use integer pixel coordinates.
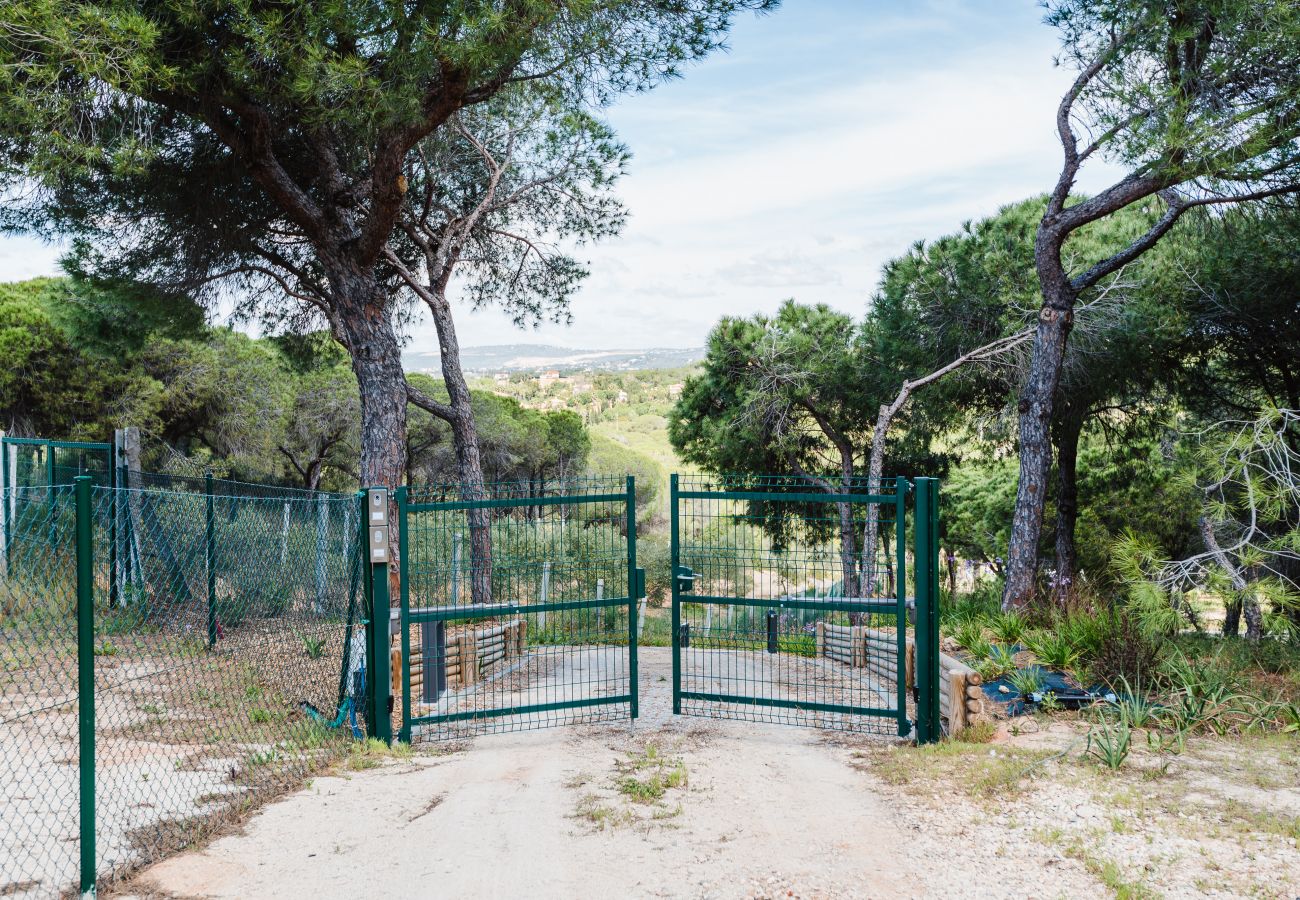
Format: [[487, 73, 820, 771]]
[[895, 483, 909, 737], [913, 478, 941, 744], [397, 486, 411, 745], [75, 475, 97, 895], [626, 475, 639, 721], [107, 440, 118, 608], [364, 487, 393, 745], [46, 441, 55, 547], [670, 473, 681, 715], [206, 471, 217, 650], [0, 431, 7, 579]]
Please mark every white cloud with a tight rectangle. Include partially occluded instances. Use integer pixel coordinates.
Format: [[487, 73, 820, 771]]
[[0, 1, 1130, 353]]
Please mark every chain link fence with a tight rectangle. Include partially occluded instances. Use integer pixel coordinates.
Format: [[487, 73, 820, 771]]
[[1, 474, 369, 898]]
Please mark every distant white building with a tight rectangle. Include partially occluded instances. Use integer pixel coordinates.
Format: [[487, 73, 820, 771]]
[[616, 390, 629, 404], [538, 370, 561, 388]]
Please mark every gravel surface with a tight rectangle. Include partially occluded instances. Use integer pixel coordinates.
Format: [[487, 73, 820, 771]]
[[127, 649, 1300, 899]]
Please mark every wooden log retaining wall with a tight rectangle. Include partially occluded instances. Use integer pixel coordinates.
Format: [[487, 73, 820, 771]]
[[815, 624, 990, 732], [409, 619, 527, 695], [937, 651, 991, 733]]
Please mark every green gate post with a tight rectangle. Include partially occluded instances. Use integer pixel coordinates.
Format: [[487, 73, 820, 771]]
[[75, 475, 97, 895], [669, 474, 681, 715], [396, 486, 411, 745], [107, 443, 117, 609], [913, 478, 941, 744], [205, 472, 217, 650], [626, 476, 639, 720], [47, 440, 56, 548], [1, 438, 8, 574], [363, 487, 393, 745], [895, 482, 909, 737]]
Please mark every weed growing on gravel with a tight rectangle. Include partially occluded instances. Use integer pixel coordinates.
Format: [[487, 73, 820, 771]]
[[1065, 846, 1157, 900], [344, 738, 413, 771], [616, 744, 688, 803], [575, 794, 633, 829], [297, 631, 327, 659], [1085, 714, 1133, 771]]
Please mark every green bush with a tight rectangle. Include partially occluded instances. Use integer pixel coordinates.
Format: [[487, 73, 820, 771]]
[[1023, 628, 1082, 672]]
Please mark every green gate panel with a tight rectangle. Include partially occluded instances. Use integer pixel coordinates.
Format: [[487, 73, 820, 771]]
[[671, 473, 934, 738], [397, 476, 639, 741]]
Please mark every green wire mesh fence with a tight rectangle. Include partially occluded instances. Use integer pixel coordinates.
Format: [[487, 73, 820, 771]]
[[671, 474, 915, 736], [1, 478, 367, 898], [399, 476, 638, 741], [1, 485, 80, 898]]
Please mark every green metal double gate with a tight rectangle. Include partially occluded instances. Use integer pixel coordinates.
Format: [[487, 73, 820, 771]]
[[388, 474, 941, 744], [670, 475, 941, 742], [391, 476, 642, 742]]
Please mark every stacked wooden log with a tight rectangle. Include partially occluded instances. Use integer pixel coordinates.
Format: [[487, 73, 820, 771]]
[[410, 619, 527, 696], [814, 624, 990, 732], [816, 624, 915, 690], [938, 651, 992, 733]]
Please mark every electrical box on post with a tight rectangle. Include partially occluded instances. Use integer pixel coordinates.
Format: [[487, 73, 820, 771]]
[[366, 488, 389, 564]]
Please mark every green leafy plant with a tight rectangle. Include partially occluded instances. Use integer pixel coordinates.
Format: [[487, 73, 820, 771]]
[[953, 620, 991, 658], [1085, 714, 1132, 771], [1023, 628, 1081, 672], [1006, 665, 1047, 698], [981, 643, 1017, 678], [1111, 677, 1159, 729], [989, 611, 1026, 646], [298, 631, 326, 660]]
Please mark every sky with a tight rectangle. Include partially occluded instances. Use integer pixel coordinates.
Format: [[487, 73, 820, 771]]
[[0, 0, 1127, 351]]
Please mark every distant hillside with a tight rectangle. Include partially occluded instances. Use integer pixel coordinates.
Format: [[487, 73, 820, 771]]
[[404, 343, 703, 374]]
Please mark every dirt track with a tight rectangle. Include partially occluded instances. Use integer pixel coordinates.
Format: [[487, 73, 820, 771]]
[[129, 648, 1116, 899]]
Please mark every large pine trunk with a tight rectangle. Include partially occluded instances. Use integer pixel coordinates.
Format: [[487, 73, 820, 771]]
[[427, 289, 493, 605], [328, 266, 409, 615], [1004, 241, 1076, 610], [1052, 411, 1084, 606], [337, 309, 408, 490]]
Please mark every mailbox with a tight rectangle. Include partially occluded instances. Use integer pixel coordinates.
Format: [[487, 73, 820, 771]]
[[368, 488, 389, 525], [369, 526, 389, 563], [367, 488, 389, 563]]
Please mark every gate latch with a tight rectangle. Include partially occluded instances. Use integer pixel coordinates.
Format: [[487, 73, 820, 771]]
[[675, 565, 697, 594]]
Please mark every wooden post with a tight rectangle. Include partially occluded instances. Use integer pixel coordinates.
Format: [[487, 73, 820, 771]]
[[815, 621, 826, 658], [850, 625, 864, 668], [120, 427, 144, 598], [947, 667, 968, 733], [460, 631, 479, 686]]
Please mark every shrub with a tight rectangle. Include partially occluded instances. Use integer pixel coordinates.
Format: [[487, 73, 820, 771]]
[[1023, 628, 1082, 672], [989, 611, 1026, 645], [975, 643, 1017, 680], [952, 620, 991, 658], [1007, 665, 1047, 697], [1085, 713, 1132, 770], [1086, 611, 1161, 688]]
